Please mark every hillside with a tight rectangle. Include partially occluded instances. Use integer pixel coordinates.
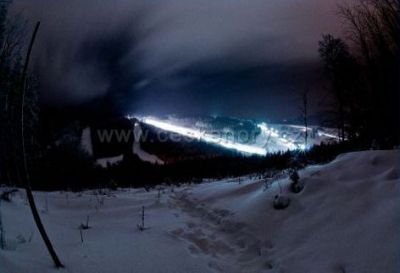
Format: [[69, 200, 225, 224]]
[[1, 150, 399, 273]]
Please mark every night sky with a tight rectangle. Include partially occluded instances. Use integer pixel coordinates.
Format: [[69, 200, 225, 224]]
[[12, 0, 352, 121]]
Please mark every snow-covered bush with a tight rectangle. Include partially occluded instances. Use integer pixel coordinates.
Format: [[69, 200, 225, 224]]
[[273, 195, 290, 210], [289, 170, 300, 183], [289, 170, 304, 193], [0, 189, 18, 202], [263, 179, 272, 192]]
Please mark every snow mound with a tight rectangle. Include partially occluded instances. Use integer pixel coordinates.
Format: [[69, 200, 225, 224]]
[[186, 150, 400, 273]]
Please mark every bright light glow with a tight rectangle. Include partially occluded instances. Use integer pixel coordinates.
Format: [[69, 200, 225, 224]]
[[141, 117, 267, 156], [257, 123, 279, 138], [288, 125, 313, 132], [298, 144, 306, 150], [318, 131, 340, 140], [257, 123, 298, 151]]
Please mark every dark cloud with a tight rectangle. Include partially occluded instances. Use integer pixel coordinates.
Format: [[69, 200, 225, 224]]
[[12, 0, 351, 120], [133, 60, 323, 120]]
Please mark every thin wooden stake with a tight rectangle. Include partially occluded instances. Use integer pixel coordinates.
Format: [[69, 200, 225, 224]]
[[141, 206, 145, 229]]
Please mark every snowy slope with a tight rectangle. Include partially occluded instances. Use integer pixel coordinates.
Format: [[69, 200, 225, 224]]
[[1, 150, 399, 273], [185, 150, 400, 272]]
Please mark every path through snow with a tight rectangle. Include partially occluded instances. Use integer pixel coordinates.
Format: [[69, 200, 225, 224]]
[[170, 186, 279, 273]]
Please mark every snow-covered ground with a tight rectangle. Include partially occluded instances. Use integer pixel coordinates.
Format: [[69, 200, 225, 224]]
[[1, 150, 399, 273]]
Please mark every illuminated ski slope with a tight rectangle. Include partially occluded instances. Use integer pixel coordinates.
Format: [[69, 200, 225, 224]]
[[140, 117, 268, 156], [127, 116, 341, 156], [257, 123, 299, 151], [130, 116, 315, 156]]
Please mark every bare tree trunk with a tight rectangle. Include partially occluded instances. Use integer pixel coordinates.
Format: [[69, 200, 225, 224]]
[[19, 21, 64, 268]]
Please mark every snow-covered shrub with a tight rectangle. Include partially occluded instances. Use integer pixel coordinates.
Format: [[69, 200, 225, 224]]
[[290, 182, 304, 194], [289, 170, 300, 183], [0, 189, 18, 202], [289, 170, 304, 193], [263, 179, 272, 192], [273, 195, 290, 210]]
